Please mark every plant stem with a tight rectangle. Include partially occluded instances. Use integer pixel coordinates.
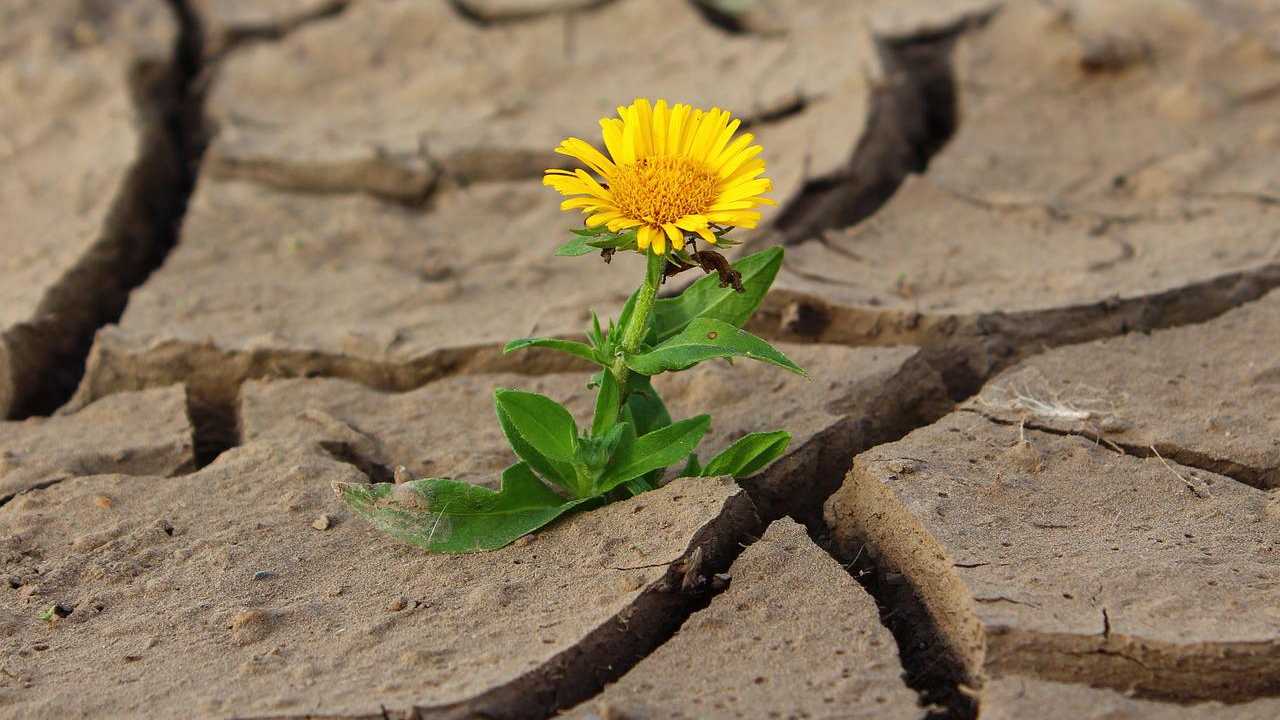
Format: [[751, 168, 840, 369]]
[[610, 250, 664, 404]]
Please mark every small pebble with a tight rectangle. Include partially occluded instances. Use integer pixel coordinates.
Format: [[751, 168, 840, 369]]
[[252, 571, 274, 581], [394, 466, 413, 485], [386, 596, 407, 612], [93, 495, 113, 509], [311, 515, 331, 531]]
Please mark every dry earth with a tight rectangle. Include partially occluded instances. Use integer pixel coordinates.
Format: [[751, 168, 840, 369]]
[[3, 0, 1280, 718]]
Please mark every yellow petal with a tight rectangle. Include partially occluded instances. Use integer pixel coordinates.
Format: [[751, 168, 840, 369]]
[[607, 217, 644, 232], [600, 118, 627, 165], [710, 132, 754, 173], [574, 169, 613, 200], [662, 223, 685, 251], [633, 98, 654, 158], [587, 211, 622, 228], [718, 178, 773, 204], [668, 103, 691, 155], [556, 137, 615, 175], [681, 109, 705, 155], [651, 227, 667, 254], [652, 99, 669, 155], [696, 228, 717, 244], [705, 118, 741, 165], [675, 214, 709, 231], [689, 108, 723, 162], [637, 224, 658, 251], [717, 145, 764, 180]]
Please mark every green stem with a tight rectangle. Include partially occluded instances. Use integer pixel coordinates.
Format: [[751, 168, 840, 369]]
[[610, 250, 664, 406]]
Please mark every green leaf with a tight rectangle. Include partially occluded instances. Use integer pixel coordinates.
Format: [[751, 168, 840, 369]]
[[504, 337, 600, 365], [592, 371, 621, 436], [494, 389, 579, 463], [622, 477, 655, 496], [570, 225, 612, 237], [587, 229, 638, 250], [651, 247, 782, 343], [555, 235, 596, 256], [625, 318, 807, 377], [495, 402, 576, 493], [622, 374, 671, 436], [701, 431, 791, 479], [680, 453, 702, 477], [337, 463, 595, 553], [596, 415, 711, 494]]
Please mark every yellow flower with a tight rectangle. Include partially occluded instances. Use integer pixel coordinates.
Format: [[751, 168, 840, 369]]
[[544, 98, 775, 255]]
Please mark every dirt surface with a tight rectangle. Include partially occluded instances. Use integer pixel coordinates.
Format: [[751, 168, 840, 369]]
[[0, 386, 193, 503], [983, 677, 1280, 720], [756, 0, 1280, 348], [0, 0, 182, 417], [566, 519, 919, 719], [0, 436, 756, 719], [828, 411, 1280, 702], [968, 288, 1280, 489], [8, 0, 1280, 717]]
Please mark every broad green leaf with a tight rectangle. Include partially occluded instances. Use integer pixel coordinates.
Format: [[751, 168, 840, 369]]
[[555, 235, 596, 256], [622, 374, 671, 436], [504, 337, 599, 365], [494, 389, 579, 462], [680, 453, 702, 477], [592, 371, 621, 436], [337, 463, 593, 553], [495, 402, 576, 493], [596, 415, 711, 494], [622, 374, 673, 492], [651, 247, 782, 343], [622, 477, 655, 496], [701, 431, 791, 479], [626, 318, 806, 377]]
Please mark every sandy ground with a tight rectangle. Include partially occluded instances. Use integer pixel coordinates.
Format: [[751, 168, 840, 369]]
[[4, 1, 1280, 718]]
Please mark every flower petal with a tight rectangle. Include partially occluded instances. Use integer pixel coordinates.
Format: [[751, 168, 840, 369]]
[[662, 223, 685, 251]]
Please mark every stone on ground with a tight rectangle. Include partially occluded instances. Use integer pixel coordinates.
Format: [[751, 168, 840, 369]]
[[566, 518, 919, 719]]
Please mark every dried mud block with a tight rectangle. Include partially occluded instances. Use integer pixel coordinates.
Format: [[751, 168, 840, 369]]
[[0, 386, 193, 502], [762, 0, 1280, 347], [0, 0, 183, 417], [826, 412, 1280, 701], [201, 0, 884, 207], [72, 178, 633, 413], [983, 677, 1280, 720], [239, 343, 938, 517], [189, 0, 350, 56], [566, 518, 919, 719], [0, 441, 758, 718], [969, 289, 1280, 489]]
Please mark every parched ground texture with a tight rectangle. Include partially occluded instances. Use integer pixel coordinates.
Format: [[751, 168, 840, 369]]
[[3, 0, 1280, 718]]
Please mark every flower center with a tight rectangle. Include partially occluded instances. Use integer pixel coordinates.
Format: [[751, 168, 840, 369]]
[[609, 156, 719, 226]]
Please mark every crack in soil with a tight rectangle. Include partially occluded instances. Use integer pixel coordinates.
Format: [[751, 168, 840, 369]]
[[964, 408, 1277, 491], [203, 0, 352, 57], [763, 12, 987, 245], [1, 0, 207, 419]]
